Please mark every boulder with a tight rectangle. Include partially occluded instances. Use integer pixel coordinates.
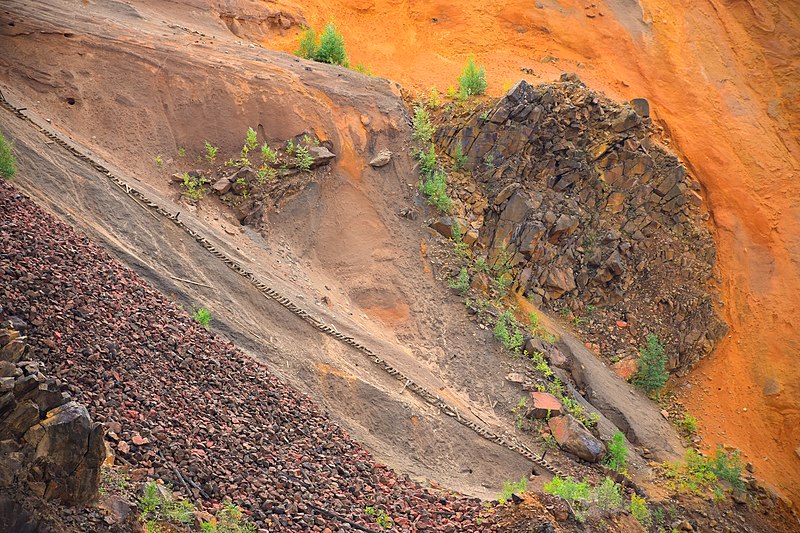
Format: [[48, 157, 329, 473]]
[[525, 392, 562, 419], [369, 149, 392, 168], [612, 110, 640, 133], [0, 400, 38, 440], [613, 357, 638, 381], [430, 217, 468, 240], [631, 98, 650, 117], [548, 414, 606, 462], [543, 267, 576, 299], [0, 340, 27, 363], [212, 177, 232, 195], [309, 146, 336, 168]]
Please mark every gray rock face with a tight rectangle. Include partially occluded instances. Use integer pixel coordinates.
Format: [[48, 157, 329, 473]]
[[0, 329, 105, 506], [308, 146, 336, 168], [434, 78, 727, 371], [548, 414, 606, 462]]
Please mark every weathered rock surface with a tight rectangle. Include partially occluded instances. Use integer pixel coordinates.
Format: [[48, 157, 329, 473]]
[[525, 392, 562, 419], [548, 414, 606, 462], [369, 149, 392, 167], [0, 329, 104, 507], [435, 78, 727, 371]]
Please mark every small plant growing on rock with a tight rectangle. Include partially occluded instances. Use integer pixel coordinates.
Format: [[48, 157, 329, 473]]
[[594, 477, 623, 513], [678, 413, 698, 435], [604, 431, 628, 473], [201, 501, 256, 533], [0, 130, 17, 179], [458, 55, 488, 99], [193, 306, 212, 328], [204, 141, 218, 162], [630, 494, 652, 528], [412, 104, 436, 144], [494, 310, 524, 354], [297, 26, 318, 59], [243, 127, 258, 155], [364, 506, 393, 530], [181, 173, 208, 201], [154, 155, 163, 167], [448, 267, 470, 295], [177, 147, 186, 158], [452, 144, 468, 171], [544, 476, 591, 523], [498, 476, 528, 504], [294, 145, 314, 172], [483, 153, 495, 169], [139, 481, 194, 529], [710, 446, 745, 492], [632, 333, 669, 394], [261, 143, 278, 164], [540, 432, 558, 460], [417, 144, 438, 177], [419, 169, 452, 213]]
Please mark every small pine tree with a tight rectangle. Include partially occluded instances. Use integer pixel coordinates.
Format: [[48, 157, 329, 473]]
[[457, 56, 488, 99], [296, 27, 317, 59], [632, 334, 669, 394], [315, 22, 348, 66]]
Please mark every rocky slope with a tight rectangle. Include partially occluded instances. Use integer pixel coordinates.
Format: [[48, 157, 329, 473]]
[[0, 179, 492, 532], [435, 77, 727, 373]]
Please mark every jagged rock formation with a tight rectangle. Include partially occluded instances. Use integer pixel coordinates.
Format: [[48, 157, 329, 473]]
[[435, 77, 728, 371], [0, 326, 105, 510]]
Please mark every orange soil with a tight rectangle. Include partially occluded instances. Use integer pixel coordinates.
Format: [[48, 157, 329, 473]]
[[263, 0, 800, 504]]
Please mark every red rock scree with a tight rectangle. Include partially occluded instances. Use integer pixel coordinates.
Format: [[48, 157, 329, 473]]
[[0, 179, 493, 531]]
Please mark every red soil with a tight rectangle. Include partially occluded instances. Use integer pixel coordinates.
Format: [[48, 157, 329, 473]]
[[265, 0, 800, 505]]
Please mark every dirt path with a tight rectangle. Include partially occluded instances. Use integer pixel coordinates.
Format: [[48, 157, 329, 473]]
[[261, 0, 800, 505]]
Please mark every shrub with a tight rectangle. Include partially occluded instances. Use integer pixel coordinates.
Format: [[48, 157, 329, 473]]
[[243, 127, 258, 154], [452, 144, 467, 170], [630, 494, 652, 528], [0, 131, 17, 179], [296, 27, 317, 59], [412, 105, 436, 144], [594, 477, 623, 512], [294, 145, 314, 172], [458, 56, 488, 98], [419, 169, 452, 213], [604, 431, 628, 472], [632, 333, 669, 394], [661, 448, 717, 494], [261, 143, 278, 164], [679, 413, 698, 434], [710, 446, 745, 492], [498, 476, 528, 504], [193, 307, 212, 328], [494, 310, 524, 354], [544, 476, 591, 522], [448, 267, 470, 295]]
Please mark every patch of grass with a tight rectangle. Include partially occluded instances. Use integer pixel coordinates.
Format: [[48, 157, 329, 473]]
[[498, 476, 528, 504], [0, 130, 17, 179], [594, 477, 623, 513], [139, 481, 194, 528], [630, 494, 652, 528], [604, 431, 628, 473], [448, 267, 470, 295], [204, 141, 218, 162], [632, 333, 669, 394], [544, 476, 591, 523], [364, 506, 393, 530], [419, 169, 452, 213], [99, 465, 131, 496], [660, 448, 718, 495], [412, 105, 436, 144], [193, 307, 212, 328], [458, 55, 488, 99], [201, 501, 256, 533]]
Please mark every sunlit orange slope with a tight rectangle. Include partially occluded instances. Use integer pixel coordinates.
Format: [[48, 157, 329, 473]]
[[261, 0, 800, 505]]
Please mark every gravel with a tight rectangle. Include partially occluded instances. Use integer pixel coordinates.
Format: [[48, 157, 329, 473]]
[[0, 180, 495, 532]]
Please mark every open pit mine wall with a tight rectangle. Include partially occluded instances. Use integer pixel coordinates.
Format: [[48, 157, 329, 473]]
[[0, 325, 105, 527], [436, 77, 728, 372]]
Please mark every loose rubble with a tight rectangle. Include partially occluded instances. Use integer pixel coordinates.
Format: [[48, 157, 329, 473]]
[[0, 180, 492, 531]]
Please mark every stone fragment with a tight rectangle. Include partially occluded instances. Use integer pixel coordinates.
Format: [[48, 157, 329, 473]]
[[525, 392, 562, 419], [612, 110, 639, 133], [98, 494, 136, 525], [0, 340, 27, 363], [429, 217, 468, 240], [612, 357, 638, 381], [548, 414, 606, 462], [308, 146, 336, 168], [543, 267, 576, 299], [0, 400, 39, 439], [212, 177, 232, 195], [505, 373, 525, 384], [631, 98, 650, 117], [369, 149, 392, 168]]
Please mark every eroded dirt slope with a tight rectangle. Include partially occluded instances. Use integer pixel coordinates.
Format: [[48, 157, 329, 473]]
[[260, 0, 800, 505]]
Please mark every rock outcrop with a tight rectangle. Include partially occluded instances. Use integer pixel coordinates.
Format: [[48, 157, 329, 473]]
[[435, 77, 728, 371], [548, 414, 606, 463], [0, 326, 105, 506]]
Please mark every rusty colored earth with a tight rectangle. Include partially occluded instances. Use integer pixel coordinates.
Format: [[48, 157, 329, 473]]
[[265, 0, 800, 505]]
